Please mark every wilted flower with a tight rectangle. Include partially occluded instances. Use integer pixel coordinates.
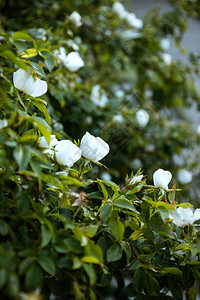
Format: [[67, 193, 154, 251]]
[[169, 207, 200, 227], [153, 168, 172, 190], [80, 132, 109, 162], [38, 135, 58, 158], [161, 53, 172, 65], [69, 11, 82, 27], [58, 47, 84, 71], [177, 169, 193, 185], [136, 109, 149, 127], [55, 140, 82, 167], [90, 85, 108, 107], [13, 69, 47, 97], [129, 174, 143, 185]]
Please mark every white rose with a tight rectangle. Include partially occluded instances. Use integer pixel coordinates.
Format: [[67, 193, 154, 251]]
[[55, 140, 82, 167], [91, 85, 108, 107], [69, 11, 82, 27], [136, 109, 149, 127], [80, 132, 109, 162], [58, 48, 84, 72], [196, 124, 200, 135], [101, 172, 112, 181], [113, 114, 123, 123], [38, 135, 58, 158], [153, 168, 172, 190], [126, 13, 143, 29], [13, 69, 47, 97], [160, 38, 171, 51], [161, 53, 172, 65], [112, 2, 127, 19], [129, 175, 143, 185], [177, 169, 193, 185], [169, 207, 200, 227]]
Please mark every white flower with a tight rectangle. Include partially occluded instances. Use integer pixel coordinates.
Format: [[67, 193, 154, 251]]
[[136, 109, 149, 127], [55, 140, 82, 167], [169, 207, 200, 227], [113, 114, 123, 123], [58, 48, 84, 72], [153, 168, 172, 190], [119, 30, 141, 40], [114, 88, 125, 99], [126, 13, 143, 29], [131, 158, 142, 169], [196, 124, 200, 135], [80, 132, 109, 162], [55, 171, 68, 177], [101, 172, 112, 181], [112, 2, 127, 19], [69, 11, 82, 27], [91, 85, 108, 107], [160, 38, 171, 51], [13, 69, 47, 97], [112, 2, 143, 29], [177, 169, 193, 185], [161, 53, 172, 65], [38, 135, 58, 158], [129, 175, 143, 185]]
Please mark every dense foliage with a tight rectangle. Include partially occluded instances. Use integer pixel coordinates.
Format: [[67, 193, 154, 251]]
[[1, 0, 200, 299]]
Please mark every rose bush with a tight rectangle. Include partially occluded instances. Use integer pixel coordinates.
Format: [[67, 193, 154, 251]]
[[1, 0, 200, 299]]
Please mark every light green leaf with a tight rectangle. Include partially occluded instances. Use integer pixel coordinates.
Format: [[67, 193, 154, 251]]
[[12, 31, 33, 42]]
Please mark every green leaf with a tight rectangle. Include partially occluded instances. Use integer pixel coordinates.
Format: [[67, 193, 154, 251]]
[[38, 256, 55, 276], [0, 50, 27, 69], [81, 256, 100, 264], [113, 197, 137, 212], [97, 180, 108, 200], [133, 267, 145, 292], [163, 267, 182, 275], [145, 274, 160, 296], [129, 230, 143, 240], [13, 145, 31, 170], [12, 31, 33, 42], [100, 203, 112, 223], [29, 61, 46, 78], [32, 99, 51, 124], [0, 220, 9, 236], [21, 48, 38, 58], [156, 202, 175, 210], [25, 265, 44, 290], [83, 264, 97, 285], [41, 224, 51, 247], [31, 115, 51, 144], [42, 51, 56, 72], [82, 225, 98, 238], [0, 269, 7, 289], [109, 211, 124, 241], [107, 243, 123, 263], [168, 190, 176, 204]]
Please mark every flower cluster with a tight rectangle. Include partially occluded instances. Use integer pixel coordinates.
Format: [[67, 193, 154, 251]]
[[112, 1, 143, 29], [38, 132, 110, 167]]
